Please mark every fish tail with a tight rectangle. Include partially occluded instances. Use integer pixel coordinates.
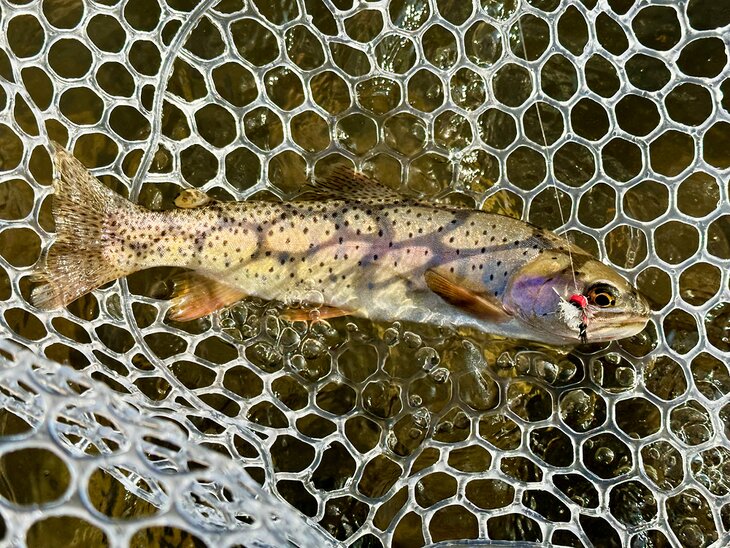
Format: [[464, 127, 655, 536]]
[[31, 144, 141, 310]]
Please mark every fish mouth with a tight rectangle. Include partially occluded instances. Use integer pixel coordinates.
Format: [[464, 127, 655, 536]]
[[586, 315, 650, 342]]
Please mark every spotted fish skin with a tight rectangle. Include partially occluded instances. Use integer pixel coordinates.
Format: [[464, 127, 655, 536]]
[[32, 147, 650, 345], [138, 202, 561, 318]]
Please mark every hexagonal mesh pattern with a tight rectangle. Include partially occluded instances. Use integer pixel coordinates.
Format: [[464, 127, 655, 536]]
[[0, 0, 728, 546]]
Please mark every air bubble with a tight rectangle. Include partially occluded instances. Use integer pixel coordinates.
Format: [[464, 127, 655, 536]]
[[595, 446, 615, 464], [430, 367, 450, 384], [402, 331, 422, 348], [383, 327, 400, 346], [670, 400, 713, 446], [412, 408, 430, 429], [416, 347, 439, 371], [279, 328, 301, 349]]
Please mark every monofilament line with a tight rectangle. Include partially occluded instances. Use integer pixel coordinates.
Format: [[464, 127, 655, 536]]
[[517, 11, 579, 293]]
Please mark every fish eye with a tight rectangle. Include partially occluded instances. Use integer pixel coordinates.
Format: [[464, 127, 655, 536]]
[[587, 283, 617, 308]]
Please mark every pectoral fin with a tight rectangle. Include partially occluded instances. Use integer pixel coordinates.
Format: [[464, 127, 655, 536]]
[[167, 273, 246, 321], [424, 269, 511, 323], [280, 305, 352, 321]]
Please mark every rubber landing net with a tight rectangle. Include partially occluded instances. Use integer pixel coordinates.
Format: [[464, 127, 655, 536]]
[[0, 0, 729, 546]]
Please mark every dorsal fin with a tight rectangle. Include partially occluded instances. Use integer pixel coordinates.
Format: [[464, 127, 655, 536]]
[[319, 165, 408, 202], [297, 165, 414, 204], [298, 165, 474, 212]]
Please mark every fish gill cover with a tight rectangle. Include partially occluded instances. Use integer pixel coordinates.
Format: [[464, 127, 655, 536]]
[[0, 0, 729, 546]]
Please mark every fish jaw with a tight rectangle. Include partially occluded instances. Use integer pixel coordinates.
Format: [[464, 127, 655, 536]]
[[585, 316, 650, 342], [583, 294, 652, 342]]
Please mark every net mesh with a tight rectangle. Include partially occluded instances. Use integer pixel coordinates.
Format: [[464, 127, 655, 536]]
[[0, 0, 729, 546]]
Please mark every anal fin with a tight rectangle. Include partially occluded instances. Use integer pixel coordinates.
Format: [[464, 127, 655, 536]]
[[167, 273, 246, 322], [280, 305, 352, 322], [424, 269, 511, 323]]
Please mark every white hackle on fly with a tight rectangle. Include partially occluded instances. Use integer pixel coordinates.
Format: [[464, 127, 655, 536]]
[[554, 289, 585, 332]]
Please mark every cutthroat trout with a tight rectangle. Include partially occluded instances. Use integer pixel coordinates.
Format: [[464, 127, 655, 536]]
[[32, 146, 650, 345]]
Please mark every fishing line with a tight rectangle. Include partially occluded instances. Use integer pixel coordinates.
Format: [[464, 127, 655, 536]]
[[516, 12, 580, 294]]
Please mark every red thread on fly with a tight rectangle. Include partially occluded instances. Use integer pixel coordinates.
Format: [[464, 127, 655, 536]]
[[568, 293, 588, 343]]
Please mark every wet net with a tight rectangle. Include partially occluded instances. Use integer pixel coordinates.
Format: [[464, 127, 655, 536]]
[[0, 0, 729, 546]]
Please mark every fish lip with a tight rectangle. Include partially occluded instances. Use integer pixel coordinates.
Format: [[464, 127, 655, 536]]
[[614, 312, 651, 325], [586, 316, 650, 341]]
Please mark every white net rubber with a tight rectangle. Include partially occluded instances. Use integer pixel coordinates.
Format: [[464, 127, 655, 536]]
[[0, 339, 332, 547], [0, 0, 729, 546]]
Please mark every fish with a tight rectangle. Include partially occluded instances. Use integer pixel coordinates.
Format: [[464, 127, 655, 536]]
[[31, 145, 651, 345]]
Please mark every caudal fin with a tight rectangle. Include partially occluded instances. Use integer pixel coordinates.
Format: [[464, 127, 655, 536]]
[[31, 144, 137, 310]]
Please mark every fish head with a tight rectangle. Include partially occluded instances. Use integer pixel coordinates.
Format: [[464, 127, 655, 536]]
[[503, 253, 651, 343]]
